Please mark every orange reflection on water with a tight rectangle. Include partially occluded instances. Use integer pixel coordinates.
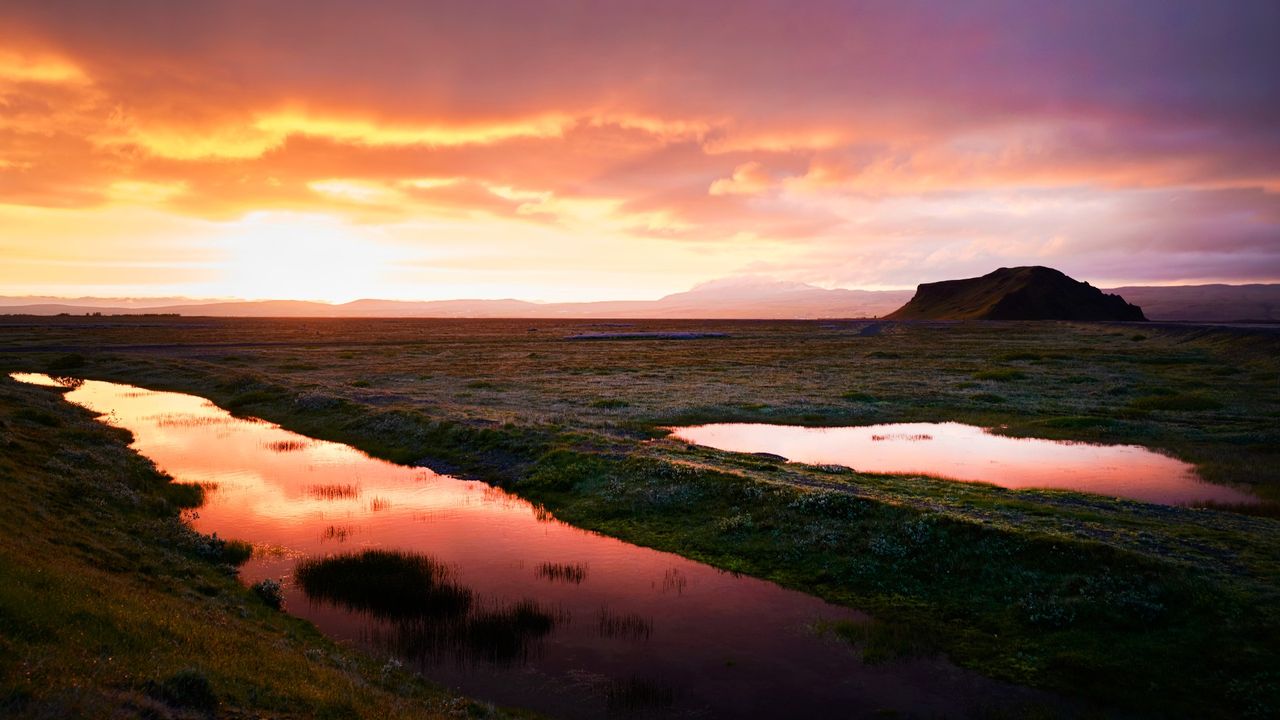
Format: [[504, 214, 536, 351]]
[[670, 422, 1257, 506], [14, 373, 1059, 718]]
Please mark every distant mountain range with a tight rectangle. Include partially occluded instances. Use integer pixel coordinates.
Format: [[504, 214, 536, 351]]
[[0, 278, 915, 320], [1, 276, 1277, 322], [1104, 284, 1280, 323], [888, 267, 1147, 321]]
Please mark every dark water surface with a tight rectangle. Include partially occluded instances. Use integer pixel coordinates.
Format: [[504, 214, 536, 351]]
[[15, 373, 1056, 718], [670, 422, 1257, 506]]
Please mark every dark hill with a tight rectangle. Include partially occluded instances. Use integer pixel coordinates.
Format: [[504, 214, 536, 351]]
[[887, 267, 1147, 321]]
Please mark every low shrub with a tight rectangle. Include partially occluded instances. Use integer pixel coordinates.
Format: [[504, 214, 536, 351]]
[[251, 578, 284, 610]]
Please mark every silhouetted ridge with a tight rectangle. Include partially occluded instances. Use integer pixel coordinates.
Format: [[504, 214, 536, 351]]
[[887, 267, 1146, 321]]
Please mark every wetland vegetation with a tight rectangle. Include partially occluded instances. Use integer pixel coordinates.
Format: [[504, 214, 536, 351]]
[[1, 316, 1278, 717]]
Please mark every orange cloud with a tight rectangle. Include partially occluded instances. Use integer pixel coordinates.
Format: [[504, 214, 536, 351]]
[[709, 161, 774, 196], [0, 50, 88, 85]]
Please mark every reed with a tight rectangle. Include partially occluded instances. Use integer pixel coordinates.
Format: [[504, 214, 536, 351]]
[[597, 607, 652, 641], [534, 561, 588, 584], [306, 483, 360, 500], [295, 549, 473, 620]]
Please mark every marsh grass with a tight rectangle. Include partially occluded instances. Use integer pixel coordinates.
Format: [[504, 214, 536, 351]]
[[597, 608, 653, 641], [220, 539, 254, 565], [381, 599, 561, 667], [870, 433, 932, 441], [265, 439, 310, 452], [816, 617, 935, 664], [295, 550, 474, 620], [320, 524, 355, 542], [534, 561, 588, 584], [307, 483, 361, 501], [151, 413, 233, 428], [461, 599, 560, 664], [301, 551, 564, 666]]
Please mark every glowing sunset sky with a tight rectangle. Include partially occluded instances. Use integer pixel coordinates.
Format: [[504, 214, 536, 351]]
[[1, 1, 1277, 302]]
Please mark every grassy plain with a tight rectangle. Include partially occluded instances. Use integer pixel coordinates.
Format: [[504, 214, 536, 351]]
[[1, 316, 1278, 718]]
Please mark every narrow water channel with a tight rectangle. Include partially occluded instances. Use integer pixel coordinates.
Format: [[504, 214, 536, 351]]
[[15, 373, 1055, 718]]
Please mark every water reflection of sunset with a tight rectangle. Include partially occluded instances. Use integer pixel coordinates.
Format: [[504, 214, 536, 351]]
[[671, 422, 1259, 506]]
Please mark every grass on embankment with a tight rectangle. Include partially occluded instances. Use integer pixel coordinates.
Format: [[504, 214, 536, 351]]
[[0, 377, 527, 719]]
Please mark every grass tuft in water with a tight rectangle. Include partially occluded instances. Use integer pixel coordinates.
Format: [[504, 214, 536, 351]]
[[597, 607, 653, 641], [295, 550, 474, 620], [462, 600, 560, 664], [534, 561, 588, 584], [265, 439, 309, 452], [307, 484, 360, 501], [220, 539, 254, 566], [376, 597, 562, 667], [818, 617, 934, 664]]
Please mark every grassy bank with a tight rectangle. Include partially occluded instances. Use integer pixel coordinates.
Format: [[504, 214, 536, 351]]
[[2, 317, 1278, 717], [0, 376, 528, 719]]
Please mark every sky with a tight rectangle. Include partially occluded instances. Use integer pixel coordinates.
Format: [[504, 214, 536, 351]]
[[1, 0, 1277, 303]]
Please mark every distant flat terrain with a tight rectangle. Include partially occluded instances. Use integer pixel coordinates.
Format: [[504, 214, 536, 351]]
[[3, 281, 1276, 321]]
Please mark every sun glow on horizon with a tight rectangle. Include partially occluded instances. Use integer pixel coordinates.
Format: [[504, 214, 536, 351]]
[[218, 213, 406, 303]]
